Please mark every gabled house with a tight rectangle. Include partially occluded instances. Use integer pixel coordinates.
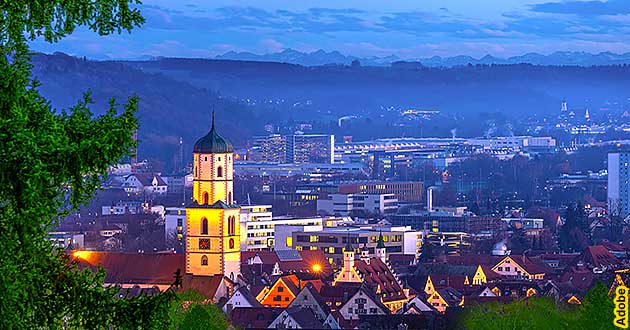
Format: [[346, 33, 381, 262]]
[[471, 265, 500, 285], [322, 313, 342, 329], [268, 306, 323, 329], [424, 274, 470, 296], [338, 284, 390, 321], [288, 282, 330, 321], [491, 255, 547, 280], [223, 287, 262, 314], [258, 275, 301, 308], [572, 245, 621, 272], [228, 307, 282, 329], [320, 284, 361, 311], [488, 281, 542, 298], [241, 250, 332, 283], [427, 287, 463, 313], [333, 240, 410, 313], [399, 296, 438, 315], [122, 173, 167, 195]]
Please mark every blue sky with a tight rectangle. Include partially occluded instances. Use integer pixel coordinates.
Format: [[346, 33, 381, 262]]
[[30, 0, 630, 59]]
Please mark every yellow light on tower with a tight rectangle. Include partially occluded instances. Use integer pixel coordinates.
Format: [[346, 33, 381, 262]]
[[312, 264, 322, 273]]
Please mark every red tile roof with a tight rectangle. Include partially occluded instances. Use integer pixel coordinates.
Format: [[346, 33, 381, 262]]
[[73, 251, 183, 285], [507, 255, 551, 276], [429, 274, 470, 293], [354, 258, 407, 303], [240, 250, 332, 277], [560, 269, 597, 292], [181, 274, 226, 299], [446, 255, 502, 267], [229, 307, 282, 329], [573, 245, 621, 269]]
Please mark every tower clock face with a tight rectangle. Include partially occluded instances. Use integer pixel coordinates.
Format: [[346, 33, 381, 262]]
[[229, 238, 235, 249]]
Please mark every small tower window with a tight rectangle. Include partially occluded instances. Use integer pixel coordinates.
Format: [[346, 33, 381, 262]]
[[194, 166, 197, 177], [202, 192, 209, 205], [201, 218, 208, 235], [217, 166, 223, 178], [201, 255, 208, 266], [218, 157, 221, 161], [228, 216, 236, 236], [228, 192, 232, 204]]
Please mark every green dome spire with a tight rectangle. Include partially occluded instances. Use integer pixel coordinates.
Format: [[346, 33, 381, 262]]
[[193, 110, 233, 154]]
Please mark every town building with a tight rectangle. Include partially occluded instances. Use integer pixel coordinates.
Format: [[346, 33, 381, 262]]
[[290, 226, 421, 265], [316, 193, 398, 216], [608, 152, 630, 217], [165, 207, 186, 242], [287, 134, 335, 164], [239, 206, 323, 251], [122, 173, 168, 195], [252, 134, 287, 163]]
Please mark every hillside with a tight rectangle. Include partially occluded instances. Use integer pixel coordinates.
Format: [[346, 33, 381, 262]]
[[30, 53, 268, 170], [125, 57, 630, 119], [29, 53, 630, 169]]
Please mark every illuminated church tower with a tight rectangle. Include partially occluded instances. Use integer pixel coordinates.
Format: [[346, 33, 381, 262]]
[[186, 112, 240, 280]]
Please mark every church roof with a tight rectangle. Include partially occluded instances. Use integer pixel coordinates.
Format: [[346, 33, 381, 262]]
[[187, 200, 240, 209], [193, 112, 233, 154]]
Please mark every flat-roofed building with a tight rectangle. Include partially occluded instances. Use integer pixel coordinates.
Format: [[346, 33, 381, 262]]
[[239, 205, 337, 251], [291, 226, 422, 266], [316, 193, 398, 216]]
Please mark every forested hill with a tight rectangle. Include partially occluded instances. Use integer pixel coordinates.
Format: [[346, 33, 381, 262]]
[[125, 57, 630, 119], [30, 53, 630, 170], [30, 53, 267, 168]]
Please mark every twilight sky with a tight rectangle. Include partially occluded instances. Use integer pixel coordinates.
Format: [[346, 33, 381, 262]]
[[30, 0, 630, 59]]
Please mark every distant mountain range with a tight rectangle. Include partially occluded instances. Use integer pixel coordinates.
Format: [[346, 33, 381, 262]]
[[213, 49, 630, 67]]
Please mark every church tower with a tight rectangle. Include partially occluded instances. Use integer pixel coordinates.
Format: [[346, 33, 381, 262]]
[[186, 112, 240, 280], [376, 231, 387, 263]]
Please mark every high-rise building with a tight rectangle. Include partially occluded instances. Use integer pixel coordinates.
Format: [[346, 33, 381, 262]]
[[253, 134, 287, 163], [608, 153, 630, 217], [286, 134, 335, 164], [186, 114, 240, 280], [252, 133, 335, 164]]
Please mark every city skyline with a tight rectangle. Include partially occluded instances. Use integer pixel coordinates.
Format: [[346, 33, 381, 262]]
[[30, 0, 630, 60]]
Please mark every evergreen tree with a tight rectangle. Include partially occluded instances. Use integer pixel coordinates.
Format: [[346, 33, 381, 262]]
[[0, 2, 181, 328]]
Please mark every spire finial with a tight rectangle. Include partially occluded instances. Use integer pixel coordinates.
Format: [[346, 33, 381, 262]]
[[211, 108, 215, 129]]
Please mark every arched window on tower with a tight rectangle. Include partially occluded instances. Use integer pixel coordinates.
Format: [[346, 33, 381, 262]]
[[217, 166, 223, 178], [202, 192, 209, 205], [228, 192, 232, 204], [194, 166, 197, 177], [228, 216, 236, 236], [201, 255, 208, 266], [201, 218, 208, 235]]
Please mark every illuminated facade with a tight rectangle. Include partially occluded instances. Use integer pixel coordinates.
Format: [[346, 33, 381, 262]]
[[186, 114, 240, 280]]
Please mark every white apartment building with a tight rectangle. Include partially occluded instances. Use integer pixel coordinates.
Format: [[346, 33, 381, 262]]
[[608, 153, 630, 217], [239, 205, 327, 251], [317, 193, 398, 216]]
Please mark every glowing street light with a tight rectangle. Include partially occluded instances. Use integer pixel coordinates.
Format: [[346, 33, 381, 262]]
[[312, 264, 322, 272]]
